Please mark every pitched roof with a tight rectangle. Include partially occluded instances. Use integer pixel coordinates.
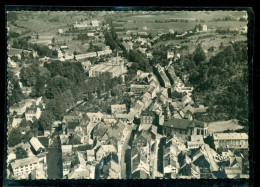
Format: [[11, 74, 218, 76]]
[[38, 137, 49, 148], [29, 137, 45, 152], [141, 110, 156, 117], [103, 152, 119, 165], [163, 154, 179, 168], [164, 118, 192, 130], [213, 133, 248, 140], [67, 122, 79, 130], [132, 170, 149, 179], [11, 156, 38, 169]]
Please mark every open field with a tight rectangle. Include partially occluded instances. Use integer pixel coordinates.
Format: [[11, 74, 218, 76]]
[[117, 11, 246, 22], [114, 11, 247, 35], [208, 120, 244, 134]]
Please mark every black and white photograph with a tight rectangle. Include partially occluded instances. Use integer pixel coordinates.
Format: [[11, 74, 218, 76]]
[[5, 9, 251, 181]]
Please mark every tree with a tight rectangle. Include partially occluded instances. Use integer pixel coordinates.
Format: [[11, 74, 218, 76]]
[[219, 42, 224, 50], [8, 128, 22, 147], [20, 65, 39, 87], [38, 111, 55, 130], [193, 44, 206, 66], [52, 37, 55, 44], [19, 119, 30, 130], [15, 146, 28, 159]]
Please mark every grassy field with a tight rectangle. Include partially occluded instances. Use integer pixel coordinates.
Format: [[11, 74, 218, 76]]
[[208, 120, 244, 134], [114, 11, 247, 35]]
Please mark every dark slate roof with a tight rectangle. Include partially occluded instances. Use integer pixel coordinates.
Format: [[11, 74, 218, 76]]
[[38, 137, 49, 148], [141, 110, 156, 117], [164, 118, 192, 130], [93, 122, 107, 137], [132, 170, 149, 179], [164, 118, 206, 130], [67, 122, 79, 130], [193, 119, 207, 128], [171, 90, 183, 98], [65, 111, 80, 117], [103, 152, 119, 165]]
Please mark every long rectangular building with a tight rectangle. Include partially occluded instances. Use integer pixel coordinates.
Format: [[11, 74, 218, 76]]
[[213, 133, 248, 149], [89, 63, 127, 78]]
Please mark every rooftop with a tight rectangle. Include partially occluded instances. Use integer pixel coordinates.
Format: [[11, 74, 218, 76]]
[[213, 133, 248, 140], [11, 156, 38, 169]]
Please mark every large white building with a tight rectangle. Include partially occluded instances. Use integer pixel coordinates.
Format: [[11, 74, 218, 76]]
[[11, 157, 39, 176], [25, 107, 42, 122], [213, 133, 248, 149]]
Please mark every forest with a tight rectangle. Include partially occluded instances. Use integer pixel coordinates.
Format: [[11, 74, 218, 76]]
[[172, 41, 248, 124]]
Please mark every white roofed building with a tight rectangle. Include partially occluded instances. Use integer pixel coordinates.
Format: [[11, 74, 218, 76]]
[[29, 137, 45, 154], [213, 133, 248, 150]]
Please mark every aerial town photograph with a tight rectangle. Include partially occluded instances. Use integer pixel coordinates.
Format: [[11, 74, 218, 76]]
[[5, 10, 249, 180]]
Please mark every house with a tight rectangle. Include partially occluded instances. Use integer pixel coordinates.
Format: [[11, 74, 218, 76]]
[[25, 106, 41, 122], [92, 122, 107, 141], [75, 52, 97, 60], [187, 135, 204, 149], [165, 66, 176, 85], [61, 145, 73, 153], [130, 84, 149, 96], [63, 111, 82, 123], [154, 64, 171, 88], [129, 100, 145, 118], [29, 137, 45, 154], [163, 154, 180, 176], [141, 92, 152, 108], [58, 29, 63, 34], [95, 144, 117, 161], [213, 133, 248, 150], [114, 113, 134, 123], [131, 170, 150, 179], [167, 51, 174, 59], [131, 152, 150, 178], [30, 168, 47, 179], [202, 25, 207, 32], [99, 153, 120, 179], [224, 156, 243, 178], [140, 110, 157, 125], [122, 36, 132, 41], [89, 63, 127, 78], [66, 122, 80, 135], [10, 117, 23, 128], [111, 104, 127, 114], [169, 29, 175, 34], [182, 95, 193, 106], [162, 118, 208, 138], [81, 61, 92, 72], [121, 41, 132, 51], [194, 105, 208, 113], [60, 134, 70, 145], [92, 20, 99, 27], [97, 49, 112, 57], [146, 52, 153, 59], [147, 85, 158, 99], [86, 149, 95, 162], [137, 32, 148, 37], [86, 112, 103, 123], [9, 99, 34, 116], [11, 156, 39, 176], [132, 130, 156, 155]]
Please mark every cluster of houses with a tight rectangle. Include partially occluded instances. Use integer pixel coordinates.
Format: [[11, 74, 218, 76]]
[[121, 31, 153, 59], [54, 105, 133, 179], [7, 15, 249, 180]]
